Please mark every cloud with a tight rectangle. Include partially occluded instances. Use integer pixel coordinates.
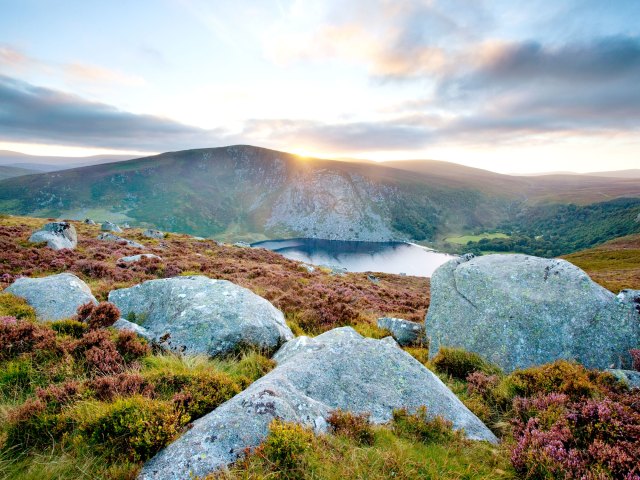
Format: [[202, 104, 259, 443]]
[[0, 44, 146, 87], [264, 0, 488, 79], [64, 63, 146, 86], [0, 75, 221, 150]]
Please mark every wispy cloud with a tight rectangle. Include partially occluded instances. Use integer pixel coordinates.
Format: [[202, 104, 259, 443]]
[[0, 44, 146, 87], [0, 75, 221, 150]]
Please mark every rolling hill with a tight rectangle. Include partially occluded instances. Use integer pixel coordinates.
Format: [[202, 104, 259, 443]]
[[0, 145, 638, 250]]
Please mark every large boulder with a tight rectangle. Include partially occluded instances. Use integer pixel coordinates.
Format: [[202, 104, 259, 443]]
[[377, 317, 424, 346], [108, 276, 293, 356], [139, 327, 496, 479], [5, 273, 97, 321], [101, 221, 122, 233], [97, 233, 144, 249], [606, 369, 640, 389], [426, 254, 640, 372], [28, 222, 77, 250]]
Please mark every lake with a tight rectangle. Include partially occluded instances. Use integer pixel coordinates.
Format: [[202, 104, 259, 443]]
[[251, 238, 455, 277]]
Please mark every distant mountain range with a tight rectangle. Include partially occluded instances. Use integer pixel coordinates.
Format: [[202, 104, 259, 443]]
[[0, 145, 638, 249], [0, 150, 134, 175]]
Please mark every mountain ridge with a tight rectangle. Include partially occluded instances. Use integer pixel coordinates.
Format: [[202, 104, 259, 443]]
[[0, 145, 638, 246]]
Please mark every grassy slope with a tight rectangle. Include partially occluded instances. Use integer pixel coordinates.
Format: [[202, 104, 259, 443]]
[[1, 215, 639, 479], [562, 233, 640, 292]]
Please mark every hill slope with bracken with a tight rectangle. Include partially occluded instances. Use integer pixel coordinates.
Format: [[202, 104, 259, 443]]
[[0, 145, 639, 249]]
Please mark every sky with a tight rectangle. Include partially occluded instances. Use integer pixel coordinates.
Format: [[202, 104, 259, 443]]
[[0, 0, 639, 173]]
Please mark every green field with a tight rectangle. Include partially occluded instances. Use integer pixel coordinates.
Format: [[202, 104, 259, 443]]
[[444, 233, 510, 245]]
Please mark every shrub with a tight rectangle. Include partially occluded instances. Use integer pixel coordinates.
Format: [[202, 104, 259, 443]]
[[326, 410, 374, 445], [503, 360, 622, 401], [511, 392, 640, 479], [115, 330, 151, 363], [466, 371, 500, 398], [261, 420, 314, 472], [81, 396, 186, 462], [76, 301, 120, 330], [90, 373, 155, 401], [432, 347, 502, 380], [52, 319, 89, 338], [392, 406, 456, 444], [73, 329, 124, 375], [5, 398, 60, 449], [0, 317, 58, 361]]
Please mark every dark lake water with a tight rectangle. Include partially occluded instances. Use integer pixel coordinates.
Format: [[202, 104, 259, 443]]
[[251, 238, 455, 277]]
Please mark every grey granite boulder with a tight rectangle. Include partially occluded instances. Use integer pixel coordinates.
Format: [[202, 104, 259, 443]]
[[97, 232, 144, 249], [29, 222, 77, 250], [377, 317, 424, 346], [606, 369, 640, 389], [139, 327, 496, 479], [143, 229, 164, 239], [101, 221, 122, 233], [426, 254, 640, 372], [5, 273, 97, 321], [83, 218, 96, 225], [108, 276, 293, 356], [117, 254, 161, 263]]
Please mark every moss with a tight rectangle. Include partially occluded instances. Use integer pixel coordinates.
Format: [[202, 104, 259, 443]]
[[0, 293, 37, 321]]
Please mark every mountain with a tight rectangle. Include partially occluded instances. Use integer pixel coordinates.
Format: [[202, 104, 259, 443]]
[[0, 145, 638, 247], [0, 150, 134, 172], [515, 169, 640, 178], [0, 165, 39, 180]]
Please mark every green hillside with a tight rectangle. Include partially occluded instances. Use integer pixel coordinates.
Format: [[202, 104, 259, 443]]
[[0, 145, 638, 251]]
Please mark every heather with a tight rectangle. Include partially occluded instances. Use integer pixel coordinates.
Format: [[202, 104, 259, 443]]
[[2, 216, 640, 479], [0, 217, 429, 331]]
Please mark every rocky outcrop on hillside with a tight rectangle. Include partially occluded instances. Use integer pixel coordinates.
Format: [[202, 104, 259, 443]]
[[97, 232, 145, 249], [143, 229, 164, 239], [426, 254, 640, 371], [28, 222, 77, 250], [101, 221, 122, 233], [266, 170, 396, 241], [139, 327, 496, 479], [108, 276, 293, 356], [5, 273, 96, 321]]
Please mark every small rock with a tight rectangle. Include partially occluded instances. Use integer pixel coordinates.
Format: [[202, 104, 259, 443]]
[[97, 232, 144, 249], [122, 223, 131, 229], [143, 229, 164, 239], [117, 254, 162, 263], [101, 221, 122, 233], [28, 222, 77, 250], [377, 317, 425, 346], [606, 369, 640, 389], [367, 274, 380, 284], [233, 241, 251, 248], [83, 218, 96, 225], [5, 273, 97, 321]]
